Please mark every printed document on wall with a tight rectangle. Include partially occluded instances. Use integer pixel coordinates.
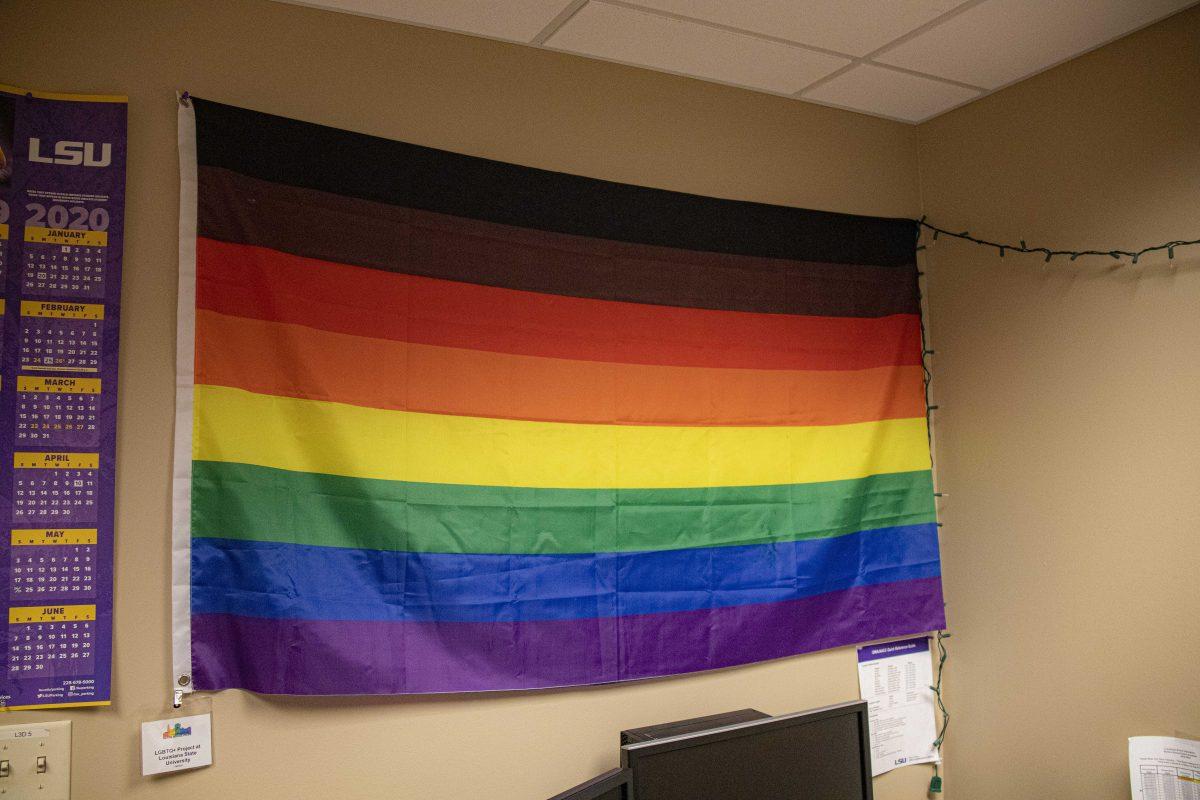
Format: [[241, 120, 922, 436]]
[[857, 636, 939, 776], [1129, 736, 1200, 800]]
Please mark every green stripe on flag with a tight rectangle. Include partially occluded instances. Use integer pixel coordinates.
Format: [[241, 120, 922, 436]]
[[192, 461, 936, 555]]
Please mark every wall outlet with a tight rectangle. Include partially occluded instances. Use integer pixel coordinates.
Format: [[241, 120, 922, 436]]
[[0, 720, 70, 799]]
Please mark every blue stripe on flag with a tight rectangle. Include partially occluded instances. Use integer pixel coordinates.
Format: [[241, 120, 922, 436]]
[[191, 523, 941, 624]]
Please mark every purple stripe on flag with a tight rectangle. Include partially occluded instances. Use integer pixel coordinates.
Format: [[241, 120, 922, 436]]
[[191, 577, 945, 694]]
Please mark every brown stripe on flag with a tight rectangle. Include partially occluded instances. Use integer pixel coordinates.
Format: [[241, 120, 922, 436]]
[[192, 97, 918, 268], [198, 166, 920, 318]]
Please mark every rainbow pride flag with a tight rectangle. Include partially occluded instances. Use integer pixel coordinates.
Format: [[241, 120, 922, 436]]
[[171, 98, 944, 695]]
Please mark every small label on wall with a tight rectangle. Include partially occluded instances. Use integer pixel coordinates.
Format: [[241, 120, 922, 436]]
[[141, 713, 213, 776]]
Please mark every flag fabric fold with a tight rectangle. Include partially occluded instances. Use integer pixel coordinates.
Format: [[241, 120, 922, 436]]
[[173, 97, 945, 695]]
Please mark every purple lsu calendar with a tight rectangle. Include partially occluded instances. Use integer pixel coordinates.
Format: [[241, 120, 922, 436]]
[[0, 84, 125, 710]]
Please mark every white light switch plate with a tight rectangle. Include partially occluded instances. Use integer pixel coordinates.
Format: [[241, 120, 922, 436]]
[[0, 720, 70, 799]]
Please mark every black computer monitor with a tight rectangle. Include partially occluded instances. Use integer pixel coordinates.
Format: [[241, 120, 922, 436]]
[[621, 701, 872, 800], [547, 767, 635, 800]]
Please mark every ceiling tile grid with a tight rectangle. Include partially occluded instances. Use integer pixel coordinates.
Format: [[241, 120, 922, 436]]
[[622, 0, 967, 57], [273, 0, 575, 42], [273, 0, 1198, 123], [874, 0, 1198, 89], [544, 2, 851, 94], [803, 63, 981, 124]]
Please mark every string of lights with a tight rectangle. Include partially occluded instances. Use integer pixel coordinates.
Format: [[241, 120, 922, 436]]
[[928, 631, 951, 794], [915, 218, 1200, 264], [913, 230, 949, 794], [907, 216, 1190, 794]]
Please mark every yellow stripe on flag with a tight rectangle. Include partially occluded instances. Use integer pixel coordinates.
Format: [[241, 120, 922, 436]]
[[194, 384, 931, 489]]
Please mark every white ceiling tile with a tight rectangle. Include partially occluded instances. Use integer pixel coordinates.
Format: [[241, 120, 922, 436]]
[[274, 0, 1198, 124], [545, 2, 850, 94], [875, 0, 1196, 89], [273, 0, 576, 42], [802, 64, 981, 122], [626, 0, 968, 56]]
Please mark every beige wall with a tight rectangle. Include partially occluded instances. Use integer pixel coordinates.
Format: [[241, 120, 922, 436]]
[[2, 1, 1196, 797], [918, 6, 1200, 798], [0, 2, 930, 798]]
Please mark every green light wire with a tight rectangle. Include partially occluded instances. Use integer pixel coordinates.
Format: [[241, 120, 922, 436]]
[[915, 217, 1199, 265], [929, 631, 951, 794], [917, 231, 948, 795]]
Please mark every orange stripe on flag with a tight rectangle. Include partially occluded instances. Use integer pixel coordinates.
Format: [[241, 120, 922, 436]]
[[196, 309, 927, 427]]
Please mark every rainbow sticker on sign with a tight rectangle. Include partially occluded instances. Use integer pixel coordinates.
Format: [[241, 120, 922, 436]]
[[162, 722, 191, 739]]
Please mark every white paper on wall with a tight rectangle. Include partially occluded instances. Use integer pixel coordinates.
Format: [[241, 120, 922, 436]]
[[857, 636, 939, 777], [1129, 736, 1200, 800]]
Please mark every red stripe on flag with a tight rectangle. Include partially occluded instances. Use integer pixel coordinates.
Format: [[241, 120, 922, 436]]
[[196, 237, 922, 371]]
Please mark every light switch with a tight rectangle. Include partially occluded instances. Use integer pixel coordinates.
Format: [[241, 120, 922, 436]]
[[0, 720, 70, 798]]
